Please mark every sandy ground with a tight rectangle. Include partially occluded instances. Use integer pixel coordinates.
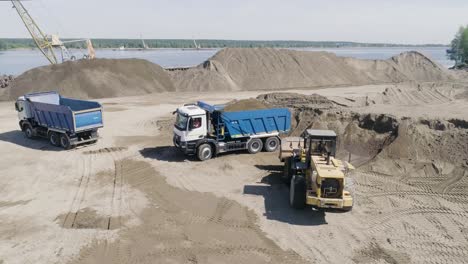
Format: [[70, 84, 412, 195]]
[[0, 84, 467, 264]]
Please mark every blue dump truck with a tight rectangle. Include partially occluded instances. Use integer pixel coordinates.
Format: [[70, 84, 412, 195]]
[[173, 101, 291, 161], [15, 91, 103, 149]]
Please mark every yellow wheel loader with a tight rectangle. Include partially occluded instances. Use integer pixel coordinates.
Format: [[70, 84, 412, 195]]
[[279, 129, 354, 211]]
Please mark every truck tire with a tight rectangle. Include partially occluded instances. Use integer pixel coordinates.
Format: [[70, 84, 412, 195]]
[[60, 134, 72, 150], [24, 125, 34, 139], [290, 174, 307, 209], [264, 137, 280, 152], [49, 132, 60, 146], [247, 139, 263, 154], [197, 144, 213, 161]]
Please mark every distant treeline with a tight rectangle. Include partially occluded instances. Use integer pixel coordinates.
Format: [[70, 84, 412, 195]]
[[0, 38, 447, 50], [448, 25, 468, 66]]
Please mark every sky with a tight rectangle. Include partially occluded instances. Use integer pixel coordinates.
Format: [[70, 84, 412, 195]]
[[1, 0, 467, 44]]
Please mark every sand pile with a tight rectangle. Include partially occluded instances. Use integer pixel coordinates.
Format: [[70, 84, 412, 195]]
[[223, 98, 271, 112], [2, 59, 175, 101], [374, 84, 453, 105], [258, 93, 397, 160], [260, 92, 468, 171], [171, 48, 452, 92], [257, 92, 336, 109], [390, 51, 450, 81], [1, 48, 456, 101], [1, 48, 460, 101], [368, 118, 468, 174]]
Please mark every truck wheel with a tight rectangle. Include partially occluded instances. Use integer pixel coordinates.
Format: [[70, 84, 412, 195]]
[[60, 134, 72, 150], [290, 174, 307, 209], [49, 132, 60, 146], [24, 125, 34, 139], [247, 139, 263, 154], [197, 144, 213, 161], [264, 137, 280, 152]]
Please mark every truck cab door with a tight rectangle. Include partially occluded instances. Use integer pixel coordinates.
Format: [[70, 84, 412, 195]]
[[15, 100, 27, 120], [186, 115, 207, 141]]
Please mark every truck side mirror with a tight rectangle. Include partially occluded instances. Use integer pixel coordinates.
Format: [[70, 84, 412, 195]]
[[15, 102, 23, 112]]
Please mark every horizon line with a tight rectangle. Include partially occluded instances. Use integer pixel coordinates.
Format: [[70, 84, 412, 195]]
[[0, 37, 449, 46]]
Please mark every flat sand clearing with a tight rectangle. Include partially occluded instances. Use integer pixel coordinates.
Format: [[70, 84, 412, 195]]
[[0, 81, 467, 263]]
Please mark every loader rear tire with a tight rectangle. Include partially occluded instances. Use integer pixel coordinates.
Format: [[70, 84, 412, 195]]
[[290, 174, 307, 209]]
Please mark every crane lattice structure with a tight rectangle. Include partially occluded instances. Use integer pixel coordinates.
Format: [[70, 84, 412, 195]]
[[10, 0, 58, 64], [3, 0, 95, 64]]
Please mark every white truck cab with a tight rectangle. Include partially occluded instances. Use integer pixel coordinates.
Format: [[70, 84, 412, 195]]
[[15, 96, 31, 121], [173, 104, 208, 147]]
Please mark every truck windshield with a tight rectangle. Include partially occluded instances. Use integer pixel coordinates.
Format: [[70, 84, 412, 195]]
[[175, 113, 189, 130]]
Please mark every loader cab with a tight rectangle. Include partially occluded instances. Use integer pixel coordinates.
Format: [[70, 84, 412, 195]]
[[302, 129, 337, 159], [173, 104, 208, 143]]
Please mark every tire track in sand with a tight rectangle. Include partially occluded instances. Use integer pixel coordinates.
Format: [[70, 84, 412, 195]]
[[62, 153, 93, 228]]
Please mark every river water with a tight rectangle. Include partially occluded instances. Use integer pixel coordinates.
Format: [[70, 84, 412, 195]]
[[0, 46, 452, 76]]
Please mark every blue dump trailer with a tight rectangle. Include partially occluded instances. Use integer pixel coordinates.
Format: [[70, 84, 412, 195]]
[[15, 91, 103, 149], [173, 101, 291, 161]]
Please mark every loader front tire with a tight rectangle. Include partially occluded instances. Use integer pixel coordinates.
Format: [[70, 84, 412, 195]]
[[290, 174, 307, 209], [282, 157, 293, 185]]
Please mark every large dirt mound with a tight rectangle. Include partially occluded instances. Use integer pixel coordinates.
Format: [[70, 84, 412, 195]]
[[259, 92, 468, 171], [2, 58, 175, 101], [172, 48, 452, 91]]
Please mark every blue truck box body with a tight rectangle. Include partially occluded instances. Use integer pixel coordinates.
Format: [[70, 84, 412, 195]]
[[24, 92, 103, 133], [221, 108, 291, 139], [197, 101, 291, 139]]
